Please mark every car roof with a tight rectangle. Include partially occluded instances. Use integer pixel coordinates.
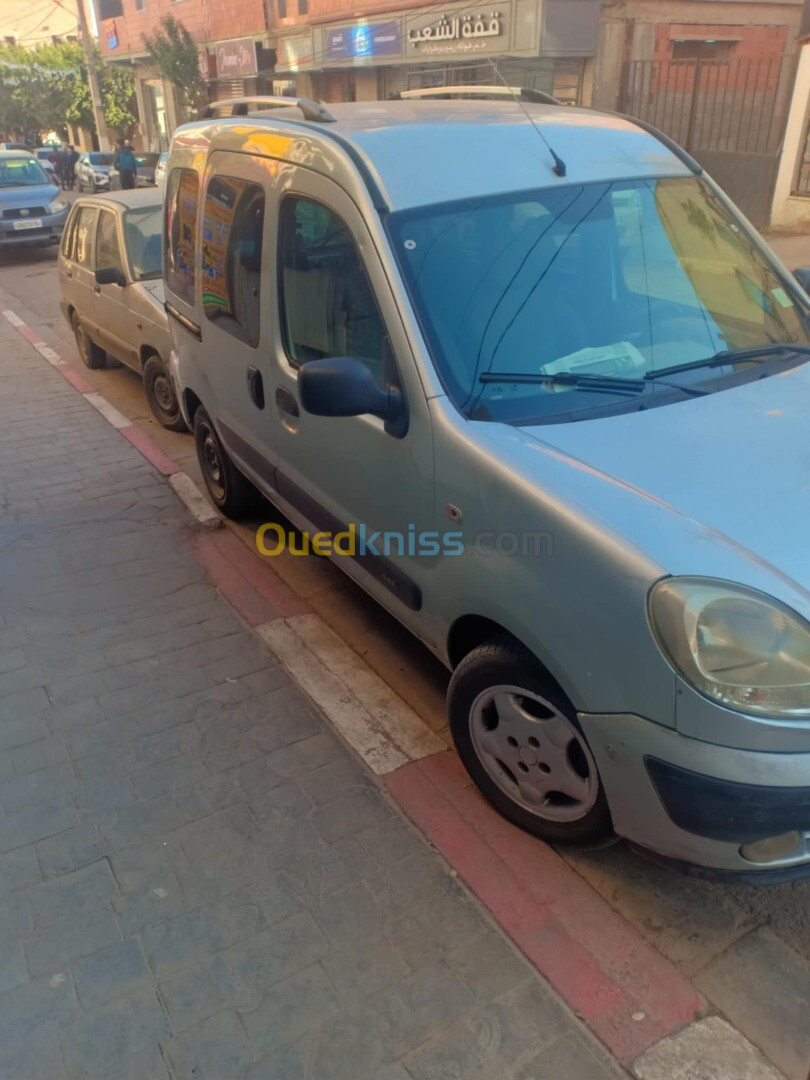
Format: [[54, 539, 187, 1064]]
[[189, 99, 694, 212], [0, 150, 36, 159], [75, 188, 163, 211]]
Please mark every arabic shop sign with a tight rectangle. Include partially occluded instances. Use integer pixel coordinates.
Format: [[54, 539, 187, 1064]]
[[326, 21, 402, 62], [408, 11, 502, 46], [405, 5, 511, 57]]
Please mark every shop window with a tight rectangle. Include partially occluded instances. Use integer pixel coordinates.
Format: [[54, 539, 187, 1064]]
[[279, 196, 387, 383], [96, 210, 122, 270], [165, 168, 199, 305], [201, 176, 265, 348], [672, 39, 736, 61]]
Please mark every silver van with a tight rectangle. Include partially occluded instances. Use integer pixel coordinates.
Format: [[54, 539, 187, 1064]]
[[166, 95, 810, 881]]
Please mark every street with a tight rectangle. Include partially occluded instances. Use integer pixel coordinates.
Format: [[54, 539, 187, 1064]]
[[0, 220, 809, 1080]]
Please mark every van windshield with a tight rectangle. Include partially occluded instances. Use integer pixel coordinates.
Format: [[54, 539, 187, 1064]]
[[389, 177, 810, 423]]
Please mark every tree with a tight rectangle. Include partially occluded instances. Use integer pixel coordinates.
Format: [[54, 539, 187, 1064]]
[[0, 41, 137, 142], [144, 16, 206, 115]]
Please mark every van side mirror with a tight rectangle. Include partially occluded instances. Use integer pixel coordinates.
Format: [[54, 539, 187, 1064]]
[[298, 357, 408, 438], [95, 266, 126, 287], [794, 267, 810, 293]]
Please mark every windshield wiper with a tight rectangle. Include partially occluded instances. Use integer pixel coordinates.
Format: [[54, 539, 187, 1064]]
[[646, 343, 810, 382], [479, 371, 645, 396]]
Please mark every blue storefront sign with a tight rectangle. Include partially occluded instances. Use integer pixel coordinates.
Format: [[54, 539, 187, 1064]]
[[325, 20, 402, 62]]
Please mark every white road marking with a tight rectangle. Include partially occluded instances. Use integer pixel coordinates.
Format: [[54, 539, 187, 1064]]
[[633, 1017, 784, 1080], [257, 614, 444, 774], [2, 310, 24, 327], [168, 472, 222, 528], [34, 343, 64, 367], [82, 392, 131, 429]]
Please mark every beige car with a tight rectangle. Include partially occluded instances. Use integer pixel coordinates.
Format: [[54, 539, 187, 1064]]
[[58, 189, 186, 431]]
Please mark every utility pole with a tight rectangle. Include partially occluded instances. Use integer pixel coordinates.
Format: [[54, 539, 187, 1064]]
[[75, 0, 110, 152]]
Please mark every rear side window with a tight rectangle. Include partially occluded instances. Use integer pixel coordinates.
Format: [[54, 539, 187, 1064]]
[[75, 205, 99, 267], [96, 210, 122, 270], [201, 176, 264, 347], [61, 205, 80, 260], [278, 196, 387, 384], [165, 168, 199, 304]]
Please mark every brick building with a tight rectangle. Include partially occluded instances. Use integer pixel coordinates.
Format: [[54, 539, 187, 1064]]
[[97, 0, 273, 150], [272, 0, 603, 105]]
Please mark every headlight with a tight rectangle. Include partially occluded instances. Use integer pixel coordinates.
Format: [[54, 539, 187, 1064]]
[[650, 578, 810, 717], [49, 198, 67, 214]]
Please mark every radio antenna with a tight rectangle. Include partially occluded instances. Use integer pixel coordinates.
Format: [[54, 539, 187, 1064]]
[[486, 60, 567, 177]]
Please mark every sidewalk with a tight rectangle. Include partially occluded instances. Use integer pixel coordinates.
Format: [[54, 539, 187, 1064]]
[[0, 312, 629, 1076]]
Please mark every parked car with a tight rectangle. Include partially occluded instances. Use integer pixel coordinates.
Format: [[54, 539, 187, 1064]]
[[0, 151, 68, 248], [154, 151, 168, 186], [58, 189, 185, 430], [110, 152, 160, 189], [167, 93, 810, 882], [0, 141, 31, 151], [33, 147, 57, 177], [75, 152, 115, 193]]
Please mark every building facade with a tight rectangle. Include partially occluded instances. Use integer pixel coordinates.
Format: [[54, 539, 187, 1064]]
[[97, 0, 273, 150], [273, 0, 603, 106], [0, 0, 79, 48]]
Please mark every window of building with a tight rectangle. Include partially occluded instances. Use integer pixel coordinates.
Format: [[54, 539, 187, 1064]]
[[298, 0, 308, 14], [278, 0, 287, 18], [96, 210, 123, 270], [165, 168, 199, 305], [279, 196, 387, 383], [75, 205, 99, 267], [201, 176, 265, 347], [671, 39, 736, 61], [134, 0, 146, 11]]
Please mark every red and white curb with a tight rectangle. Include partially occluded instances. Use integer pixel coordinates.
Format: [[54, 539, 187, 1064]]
[[0, 302, 787, 1080]]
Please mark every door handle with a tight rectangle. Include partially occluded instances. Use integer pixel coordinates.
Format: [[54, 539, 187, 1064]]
[[64, 269, 73, 279], [93, 284, 101, 294], [247, 366, 265, 409], [275, 386, 299, 417]]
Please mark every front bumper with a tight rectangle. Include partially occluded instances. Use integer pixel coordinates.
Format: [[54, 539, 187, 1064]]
[[0, 209, 68, 246], [579, 710, 810, 879]]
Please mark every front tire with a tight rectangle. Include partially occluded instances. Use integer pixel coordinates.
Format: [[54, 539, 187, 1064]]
[[71, 311, 105, 370], [193, 406, 257, 518], [143, 355, 187, 432], [448, 637, 612, 845]]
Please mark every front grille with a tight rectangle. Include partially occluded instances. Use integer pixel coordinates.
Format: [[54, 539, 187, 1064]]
[[1, 226, 50, 238], [2, 206, 48, 220]]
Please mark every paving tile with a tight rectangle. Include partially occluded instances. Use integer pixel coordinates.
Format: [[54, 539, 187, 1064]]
[[36, 824, 105, 876], [0, 971, 79, 1046], [60, 985, 171, 1080], [373, 962, 476, 1056], [11, 736, 70, 775], [239, 963, 341, 1056], [0, 1031, 69, 1080], [0, 795, 78, 852], [24, 904, 122, 979], [310, 787, 393, 843], [308, 1003, 397, 1080], [446, 926, 532, 1002], [321, 931, 410, 1001], [0, 761, 78, 814], [72, 939, 151, 1009], [0, 941, 28, 993], [0, 844, 42, 896], [515, 1032, 629, 1080], [283, 838, 380, 904], [162, 1009, 255, 1080], [29, 860, 118, 927], [298, 756, 372, 806], [113, 874, 187, 935]]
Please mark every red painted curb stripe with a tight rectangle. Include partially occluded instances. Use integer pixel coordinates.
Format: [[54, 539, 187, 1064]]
[[119, 424, 182, 476], [193, 530, 311, 626], [17, 324, 44, 346], [386, 752, 702, 1063], [61, 367, 94, 393]]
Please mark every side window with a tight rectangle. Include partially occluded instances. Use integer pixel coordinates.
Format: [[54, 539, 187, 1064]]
[[61, 205, 80, 260], [278, 196, 387, 383], [165, 167, 199, 305], [201, 176, 264, 347], [96, 210, 122, 270], [75, 206, 99, 267]]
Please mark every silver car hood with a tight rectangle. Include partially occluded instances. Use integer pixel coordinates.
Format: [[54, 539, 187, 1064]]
[[514, 363, 810, 607]]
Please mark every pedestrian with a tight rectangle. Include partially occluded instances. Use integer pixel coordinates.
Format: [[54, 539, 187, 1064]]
[[114, 139, 137, 190], [50, 145, 64, 181], [63, 145, 78, 190]]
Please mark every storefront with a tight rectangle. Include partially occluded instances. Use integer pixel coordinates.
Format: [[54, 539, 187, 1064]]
[[274, 0, 601, 105]]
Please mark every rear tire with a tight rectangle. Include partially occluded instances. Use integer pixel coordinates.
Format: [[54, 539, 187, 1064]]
[[143, 355, 187, 432], [193, 406, 258, 518], [71, 311, 105, 370], [448, 637, 612, 846]]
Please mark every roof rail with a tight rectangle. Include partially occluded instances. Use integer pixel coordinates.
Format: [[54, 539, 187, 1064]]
[[611, 111, 703, 175], [395, 85, 562, 105], [197, 96, 336, 123]]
